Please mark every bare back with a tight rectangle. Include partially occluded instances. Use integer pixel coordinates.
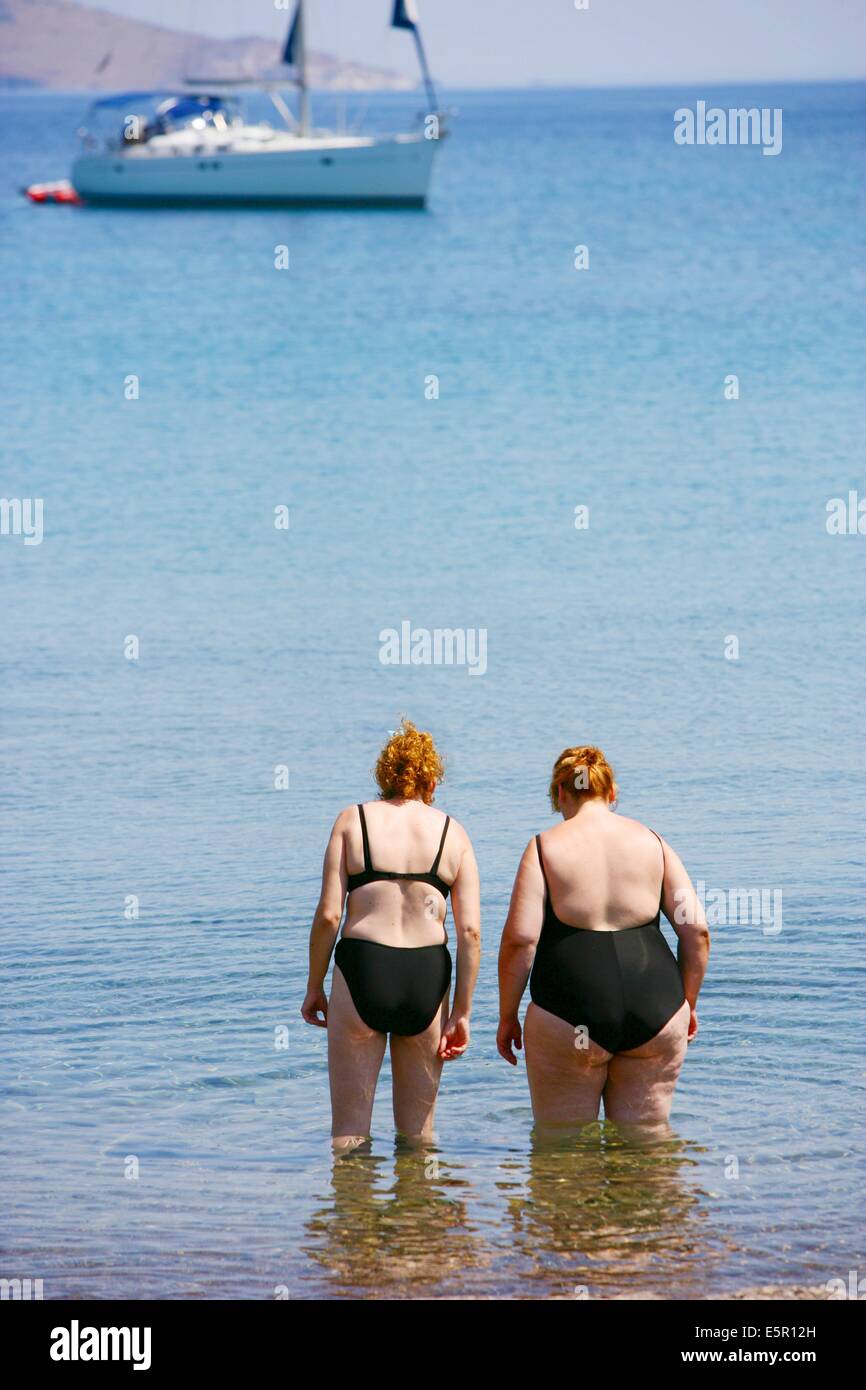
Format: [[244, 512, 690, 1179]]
[[538, 812, 665, 931], [341, 799, 466, 946]]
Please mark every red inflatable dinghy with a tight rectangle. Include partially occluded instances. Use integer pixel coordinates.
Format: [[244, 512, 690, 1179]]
[[23, 181, 83, 205]]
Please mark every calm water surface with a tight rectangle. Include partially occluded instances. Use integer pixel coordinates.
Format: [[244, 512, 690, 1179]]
[[1, 83, 864, 1298]]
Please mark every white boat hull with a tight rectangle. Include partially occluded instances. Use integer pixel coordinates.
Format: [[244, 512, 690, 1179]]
[[71, 132, 437, 208]]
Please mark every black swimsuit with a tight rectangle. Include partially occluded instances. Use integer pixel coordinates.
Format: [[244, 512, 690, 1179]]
[[529, 832, 685, 1053], [333, 805, 453, 1036]]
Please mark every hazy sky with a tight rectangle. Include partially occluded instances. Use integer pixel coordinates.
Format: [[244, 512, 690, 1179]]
[[87, 0, 866, 88]]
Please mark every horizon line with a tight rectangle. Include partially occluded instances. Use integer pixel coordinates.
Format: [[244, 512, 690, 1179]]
[[2, 74, 865, 96]]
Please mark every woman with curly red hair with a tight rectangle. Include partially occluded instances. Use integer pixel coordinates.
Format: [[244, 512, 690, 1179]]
[[497, 746, 709, 1133], [302, 720, 480, 1151]]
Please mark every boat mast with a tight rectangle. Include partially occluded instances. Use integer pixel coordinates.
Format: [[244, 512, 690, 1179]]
[[298, 1, 311, 137], [391, 1, 438, 115]]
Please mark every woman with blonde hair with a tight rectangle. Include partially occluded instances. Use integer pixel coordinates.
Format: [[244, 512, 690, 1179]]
[[497, 746, 709, 1131], [302, 720, 480, 1150]]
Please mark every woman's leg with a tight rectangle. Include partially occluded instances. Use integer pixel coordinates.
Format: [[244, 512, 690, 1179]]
[[327, 964, 387, 1152], [602, 1000, 691, 1130], [389, 994, 449, 1143], [523, 1001, 611, 1131]]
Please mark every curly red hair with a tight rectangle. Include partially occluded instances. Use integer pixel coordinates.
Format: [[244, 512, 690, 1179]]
[[375, 719, 444, 803]]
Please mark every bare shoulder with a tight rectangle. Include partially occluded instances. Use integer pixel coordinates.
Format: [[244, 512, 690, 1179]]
[[609, 813, 668, 850], [439, 811, 472, 848], [436, 813, 478, 870], [523, 833, 542, 863], [612, 811, 657, 835], [331, 804, 360, 834], [620, 817, 689, 872]]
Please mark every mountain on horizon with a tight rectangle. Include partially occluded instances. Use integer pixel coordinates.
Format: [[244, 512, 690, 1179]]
[[0, 0, 417, 91]]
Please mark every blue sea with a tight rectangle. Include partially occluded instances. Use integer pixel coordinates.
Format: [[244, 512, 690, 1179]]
[[1, 82, 864, 1299]]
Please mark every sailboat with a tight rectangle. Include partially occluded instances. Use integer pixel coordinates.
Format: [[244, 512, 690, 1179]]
[[68, 2, 443, 208]]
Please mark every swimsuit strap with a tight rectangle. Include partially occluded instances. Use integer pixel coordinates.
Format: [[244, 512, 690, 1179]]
[[357, 803, 373, 872], [535, 834, 550, 900], [430, 815, 451, 874], [648, 828, 666, 911]]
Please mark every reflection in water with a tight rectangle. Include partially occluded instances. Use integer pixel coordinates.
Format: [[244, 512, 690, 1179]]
[[501, 1121, 730, 1299], [303, 1141, 489, 1297], [301, 1123, 732, 1299]]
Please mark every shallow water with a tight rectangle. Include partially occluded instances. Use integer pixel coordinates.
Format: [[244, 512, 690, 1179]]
[[1, 82, 864, 1298]]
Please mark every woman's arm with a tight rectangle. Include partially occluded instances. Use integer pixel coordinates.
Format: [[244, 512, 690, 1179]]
[[439, 826, 481, 1061], [659, 836, 710, 1042], [301, 811, 349, 1027], [496, 840, 545, 1064]]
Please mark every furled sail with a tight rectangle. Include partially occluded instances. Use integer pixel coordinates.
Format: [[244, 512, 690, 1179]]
[[282, 3, 302, 67], [280, 1, 310, 133], [391, 0, 420, 30]]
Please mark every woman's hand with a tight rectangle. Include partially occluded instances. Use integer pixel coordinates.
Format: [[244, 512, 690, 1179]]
[[439, 1013, 470, 1060], [687, 1007, 699, 1043], [301, 988, 328, 1027], [497, 1015, 523, 1065]]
